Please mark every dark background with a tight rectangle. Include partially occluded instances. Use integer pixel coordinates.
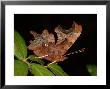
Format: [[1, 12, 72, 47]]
[[14, 14, 97, 76]]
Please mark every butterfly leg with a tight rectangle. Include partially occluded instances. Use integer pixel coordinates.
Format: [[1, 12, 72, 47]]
[[44, 61, 57, 67], [50, 60, 57, 65]]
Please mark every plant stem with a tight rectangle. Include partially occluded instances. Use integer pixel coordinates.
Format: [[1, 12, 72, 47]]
[[22, 58, 32, 72]]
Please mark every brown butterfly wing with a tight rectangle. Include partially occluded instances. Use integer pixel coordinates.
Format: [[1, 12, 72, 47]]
[[28, 22, 82, 62]]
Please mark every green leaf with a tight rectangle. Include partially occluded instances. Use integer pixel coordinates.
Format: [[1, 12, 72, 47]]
[[31, 63, 54, 76], [86, 64, 97, 76], [28, 55, 45, 65], [47, 63, 68, 76], [14, 30, 27, 60], [14, 60, 28, 76]]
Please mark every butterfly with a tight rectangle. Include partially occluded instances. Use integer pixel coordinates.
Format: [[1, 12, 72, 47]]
[[28, 22, 82, 63]]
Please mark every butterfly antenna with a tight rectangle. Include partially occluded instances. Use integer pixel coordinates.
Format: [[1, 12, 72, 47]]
[[65, 48, 86, 56]]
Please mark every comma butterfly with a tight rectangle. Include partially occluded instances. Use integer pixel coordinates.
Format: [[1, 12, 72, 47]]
[[28, 22, 82, 63]]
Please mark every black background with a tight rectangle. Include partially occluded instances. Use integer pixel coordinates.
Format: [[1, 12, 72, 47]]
[[14, 14, 97, 76]]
